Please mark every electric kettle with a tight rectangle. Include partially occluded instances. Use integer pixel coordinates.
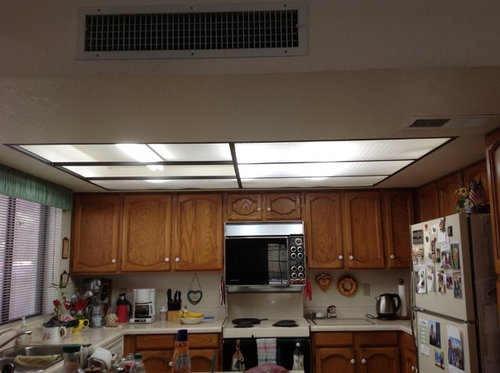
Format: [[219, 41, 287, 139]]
[[375, 293, 401, 319]]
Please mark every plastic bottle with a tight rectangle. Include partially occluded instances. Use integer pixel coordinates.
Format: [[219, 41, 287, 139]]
[[62, 344, 84, 372], [131, 352, 146, 373], [160, 306, 167, 321], [171, 329, 191, 373], [16, 317, 31, 346]]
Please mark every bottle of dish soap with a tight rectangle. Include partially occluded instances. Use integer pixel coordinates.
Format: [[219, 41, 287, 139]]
[[171, 329, 191, 373], [16, 317, 31, 346]]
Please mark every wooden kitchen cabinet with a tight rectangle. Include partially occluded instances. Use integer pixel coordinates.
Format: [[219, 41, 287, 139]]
[[437, 172, 463, 217], [382, 189, 415, 269], [224, 192, 302, 221], [312, 331, 400, 373], [121, 194, 172, 272], [485, 127, 500, 316], [71, 194, 121, 274], [342, 191, 385, 269], [124, 333, 221, 372], [172, 193, 223, 271], [415, 182, 440, 222], [304, 192, 344, 269], [400, 332, 418, 373]]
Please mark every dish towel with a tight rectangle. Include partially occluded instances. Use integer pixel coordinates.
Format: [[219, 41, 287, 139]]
[[256, 338, 277, 365]]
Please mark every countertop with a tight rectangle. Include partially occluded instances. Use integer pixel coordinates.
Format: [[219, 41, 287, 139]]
[[31, 317, 412, 372], [308, 317, 412, 334]]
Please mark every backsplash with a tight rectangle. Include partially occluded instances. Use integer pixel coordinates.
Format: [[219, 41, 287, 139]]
[[72, 269, 410, 321], [305, 269, 410, 318]]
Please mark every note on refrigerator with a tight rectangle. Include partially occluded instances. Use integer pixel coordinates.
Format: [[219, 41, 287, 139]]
[[418, 318, 430, 356]]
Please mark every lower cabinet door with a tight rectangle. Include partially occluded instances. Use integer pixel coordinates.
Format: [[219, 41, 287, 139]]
[[191, 349, 220, 372], [141, 350, 174, 372], [315, 347, 356, 373], [358, 346, 400, 373]]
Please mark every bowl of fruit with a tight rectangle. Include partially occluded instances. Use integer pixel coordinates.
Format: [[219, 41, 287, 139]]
[[180, 311, 204, 325]]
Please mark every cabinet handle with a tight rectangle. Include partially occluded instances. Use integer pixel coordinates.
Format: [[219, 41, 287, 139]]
[[361, 358, 367, 364], [169, 361, 173, 367], [350, 359, 355, 365], [267, 207, 271, 211], [390, 254, 395, 259], [165, 257, 170, 262], [111, 258, 116, 264], [175, 257, 180, 263], [349, 255, 354, 260], [411, 367, 417, 372], [257, 207, 262, 211], [338, 255, 343, 260]]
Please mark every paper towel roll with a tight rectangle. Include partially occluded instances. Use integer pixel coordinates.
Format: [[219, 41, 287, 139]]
[[89, 346, 112, 369], [398, 279, 407, 318]]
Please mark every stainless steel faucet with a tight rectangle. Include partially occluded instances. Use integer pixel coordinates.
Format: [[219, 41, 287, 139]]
[[0, 329, 32, 349]]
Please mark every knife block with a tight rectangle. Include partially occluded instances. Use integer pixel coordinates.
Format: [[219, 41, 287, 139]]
[[168, 310, 180, 322]]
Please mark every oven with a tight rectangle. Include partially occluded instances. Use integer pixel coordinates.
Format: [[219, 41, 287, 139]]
[[222, 318, 311, 372]]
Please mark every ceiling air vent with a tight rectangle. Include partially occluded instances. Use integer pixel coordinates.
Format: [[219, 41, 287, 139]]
[[77, 2, 307, 60], [408, 118, 451, 128]]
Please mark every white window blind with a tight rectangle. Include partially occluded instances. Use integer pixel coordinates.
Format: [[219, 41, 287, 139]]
[[0, 194, 62, 324]]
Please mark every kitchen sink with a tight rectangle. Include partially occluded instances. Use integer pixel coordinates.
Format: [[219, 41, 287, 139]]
[[0, 345, 63, 372], [312, 318, 375, 326]]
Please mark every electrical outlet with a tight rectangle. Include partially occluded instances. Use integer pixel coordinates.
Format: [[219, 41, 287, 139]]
[[361, 283, 370, 296]]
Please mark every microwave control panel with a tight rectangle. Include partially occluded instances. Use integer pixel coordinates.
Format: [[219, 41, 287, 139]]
[[288, 235, 306, 285]]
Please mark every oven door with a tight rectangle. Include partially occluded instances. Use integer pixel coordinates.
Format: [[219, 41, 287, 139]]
[[222, 338, 311, 372]]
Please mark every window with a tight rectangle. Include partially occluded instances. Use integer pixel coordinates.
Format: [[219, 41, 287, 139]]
[[0, 194, 62, 324]]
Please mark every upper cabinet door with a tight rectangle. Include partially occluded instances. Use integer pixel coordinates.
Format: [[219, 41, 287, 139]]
[[173, 193, 223, 271], [121, 194, 172, 272], [225, 193, 264, 220], [416, 182, 440, 222], [264, 193, 302, 220], [437, 172, 463, 217], [225, 192, 302, 221], [342, 191, 385, 269], [304, 192, 344, 269], [382, 190, 415, 269], [71, 194, 121, 274], [486, 127, 500, 275]]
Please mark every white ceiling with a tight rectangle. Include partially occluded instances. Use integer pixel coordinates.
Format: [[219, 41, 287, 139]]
[[1, 0, 500, 192]]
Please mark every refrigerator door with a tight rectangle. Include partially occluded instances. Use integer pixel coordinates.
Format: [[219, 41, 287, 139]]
[[411, 213, 476, 321], [415, 311, 478, 372]]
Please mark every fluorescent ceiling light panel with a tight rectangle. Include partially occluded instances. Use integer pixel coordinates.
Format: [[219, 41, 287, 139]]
[[63, 164, 236, 178], [115, 144, 163, 162], [235, 138, 450, 163], [238, 160, 412, 178], [149, 143, 232, 161], [13, 138, 451, 190], [241, 176, 387, 188], [19, 145, 98, 162], [93, 179, 239, 190]]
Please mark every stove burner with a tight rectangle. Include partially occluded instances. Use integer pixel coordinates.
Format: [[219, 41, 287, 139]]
[[232, 318, 267, 325], [272, 319, 298, 327]]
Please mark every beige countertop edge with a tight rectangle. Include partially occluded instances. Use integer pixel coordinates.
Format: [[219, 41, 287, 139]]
[[309, 319, 412, 335]]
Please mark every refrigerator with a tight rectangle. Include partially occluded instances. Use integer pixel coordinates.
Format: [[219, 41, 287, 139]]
[[410, 213, 500, 373]]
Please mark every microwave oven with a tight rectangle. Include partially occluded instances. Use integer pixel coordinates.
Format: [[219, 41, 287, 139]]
[[224, 221, 306, 293]]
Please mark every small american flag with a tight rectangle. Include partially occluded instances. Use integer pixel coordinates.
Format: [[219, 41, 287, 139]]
[[468, 177, 488, 206]]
